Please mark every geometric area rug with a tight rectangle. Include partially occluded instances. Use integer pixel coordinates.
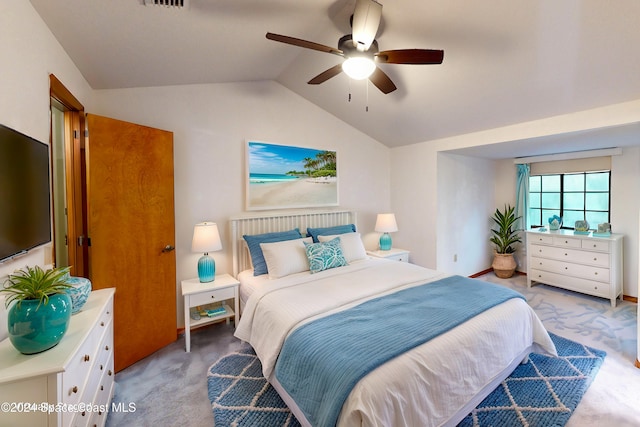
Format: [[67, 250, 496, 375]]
[[208, 333, 605, 427]]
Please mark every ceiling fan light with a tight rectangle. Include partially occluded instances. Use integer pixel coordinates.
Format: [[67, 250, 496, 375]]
[[342, 57, 376, 80]]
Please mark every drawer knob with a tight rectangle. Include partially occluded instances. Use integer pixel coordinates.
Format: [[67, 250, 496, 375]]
[[100, 364, 104, 371], [101, 385, 104, 391], [538, 274, 542, 278], [84, 354, 90, 362], [593, 258, 597, 261], [101, 321, 105, 327], [565, 267, 568, 270], [564, 253, 568, 256], [71, 386, 78, 395], [565, 240, 568, 243], [108, 370, 113, 376], [105, 345, 110, 351], [595, 272, 598, 275], [211, 296, 216, 299], [82, 411, 86, 416]]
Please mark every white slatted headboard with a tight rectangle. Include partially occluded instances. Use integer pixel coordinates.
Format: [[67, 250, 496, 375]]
[[230, 210, 357, 277]]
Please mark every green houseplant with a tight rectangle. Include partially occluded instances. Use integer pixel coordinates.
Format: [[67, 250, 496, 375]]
[[2, 265, 73, 354], [490, 205, 522, 278]]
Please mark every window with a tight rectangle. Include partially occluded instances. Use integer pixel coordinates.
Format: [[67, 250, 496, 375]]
[[529, 171, 610, 229]]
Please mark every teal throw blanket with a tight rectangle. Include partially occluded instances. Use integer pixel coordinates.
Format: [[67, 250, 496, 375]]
[[274, 275, 525, 427]]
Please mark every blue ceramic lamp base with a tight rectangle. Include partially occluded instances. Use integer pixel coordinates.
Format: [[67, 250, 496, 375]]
[[198, 253, 216, 283], [379, 233, 392, 251]]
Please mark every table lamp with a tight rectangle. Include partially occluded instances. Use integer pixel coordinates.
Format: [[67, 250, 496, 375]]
[[192, 222, 222, 283], [375, 213, 398, 251]]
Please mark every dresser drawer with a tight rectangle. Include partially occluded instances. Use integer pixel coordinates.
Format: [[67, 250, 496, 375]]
[[530, 269, 610, 298], [61, 332, 98, 406], [189, 286, 236, 307], [552, 236, 581, 248], [581, 239, 610, 252], [530, 244, 610, 268], [530, 257, 610, 283], [61, 298, 113, 408], [529, 234, 553, 245]]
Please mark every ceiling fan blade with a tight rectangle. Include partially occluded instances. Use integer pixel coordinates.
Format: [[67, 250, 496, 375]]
[[308, 64, 344, 85], [369, 67, 397, 94], [376, 49, 444, 64], [351, 0, 382, 51], [266, 32, 343, 56]]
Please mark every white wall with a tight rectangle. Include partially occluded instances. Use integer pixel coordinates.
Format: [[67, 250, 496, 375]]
[[91, 81, 391, 326], [610, 147, 640, 297], [0, 1, 94, 340], [436, 153, 496, 275], [0, 3, 93, 276]]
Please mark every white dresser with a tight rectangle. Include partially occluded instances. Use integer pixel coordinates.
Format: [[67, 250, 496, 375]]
[[525, 230, 623, 307], [0, 288, 115, 427]]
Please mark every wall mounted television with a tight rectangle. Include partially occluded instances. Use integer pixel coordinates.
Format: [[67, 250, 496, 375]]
[[0, 123, 52, 263]]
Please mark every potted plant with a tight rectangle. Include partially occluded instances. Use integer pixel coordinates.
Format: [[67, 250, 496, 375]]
[[489, 205, 522, 278], [1, 265, 73, 354]]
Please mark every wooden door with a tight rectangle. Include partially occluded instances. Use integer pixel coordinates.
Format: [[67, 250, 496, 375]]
[[86, 114, 177, 372]]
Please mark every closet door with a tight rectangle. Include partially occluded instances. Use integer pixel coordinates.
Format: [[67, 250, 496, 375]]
[[86, 114, 177, 372]]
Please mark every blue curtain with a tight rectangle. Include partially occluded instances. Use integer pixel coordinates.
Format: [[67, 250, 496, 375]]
[[515, 164, 530, 230]]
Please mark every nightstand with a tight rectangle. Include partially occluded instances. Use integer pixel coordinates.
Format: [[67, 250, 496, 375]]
[[181, 274, 240, 352], [367, 248, 410, 262]]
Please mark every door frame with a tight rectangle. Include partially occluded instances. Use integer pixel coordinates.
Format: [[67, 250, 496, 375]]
[[49, 74, 88, 277]]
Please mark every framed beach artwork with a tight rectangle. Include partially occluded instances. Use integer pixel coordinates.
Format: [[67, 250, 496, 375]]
[[245, 141, 338, 210]]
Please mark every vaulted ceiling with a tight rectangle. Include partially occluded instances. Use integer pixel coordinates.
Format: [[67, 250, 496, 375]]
[[29, 0, 640, 151]]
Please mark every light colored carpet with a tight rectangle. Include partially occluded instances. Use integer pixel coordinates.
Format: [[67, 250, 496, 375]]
[[105, 273, 639, 427]]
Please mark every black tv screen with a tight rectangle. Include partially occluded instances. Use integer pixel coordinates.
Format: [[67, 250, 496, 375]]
[[0, 123, 52, 262]]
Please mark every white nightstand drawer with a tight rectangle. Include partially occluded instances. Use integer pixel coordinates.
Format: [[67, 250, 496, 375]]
[[189, 286, 235, 306], [367, 248, 410, 263], [386, 253, 409, 262]]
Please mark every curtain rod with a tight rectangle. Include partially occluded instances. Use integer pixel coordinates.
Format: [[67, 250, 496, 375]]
[[514, 147, 622, 164]]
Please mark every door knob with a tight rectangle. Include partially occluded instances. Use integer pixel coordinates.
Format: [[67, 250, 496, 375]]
[[162, 245, 175, 253]]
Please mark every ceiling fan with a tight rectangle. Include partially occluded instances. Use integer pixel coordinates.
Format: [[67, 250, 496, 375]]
[[266, 0, 444, 94]]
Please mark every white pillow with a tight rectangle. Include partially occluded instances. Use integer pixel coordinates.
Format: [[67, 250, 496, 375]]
[[260, 237, 312, 279], [318, 232, 367, 263]]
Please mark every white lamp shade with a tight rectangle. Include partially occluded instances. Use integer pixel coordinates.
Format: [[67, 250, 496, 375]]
[[191, 222, 222, 253], [375, 213, 398, 233]]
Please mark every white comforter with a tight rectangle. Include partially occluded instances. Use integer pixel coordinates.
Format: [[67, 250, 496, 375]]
[[235, 259, 556, 427]]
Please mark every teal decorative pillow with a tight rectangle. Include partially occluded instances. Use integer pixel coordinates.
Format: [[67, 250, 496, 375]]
[[304, 237, 347, 274]]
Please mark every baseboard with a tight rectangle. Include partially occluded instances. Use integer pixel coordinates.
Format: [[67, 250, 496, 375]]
[[623, 295, 638, 303], [636, 359, 640, 369]]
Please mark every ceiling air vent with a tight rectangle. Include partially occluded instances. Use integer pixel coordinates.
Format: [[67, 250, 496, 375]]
[[144, 0, 187, 8]]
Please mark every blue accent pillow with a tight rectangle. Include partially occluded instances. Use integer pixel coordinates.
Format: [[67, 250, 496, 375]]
[[243, 228, 303, 276], [304, 237, 348, 274], [306, 224, 356, 243]]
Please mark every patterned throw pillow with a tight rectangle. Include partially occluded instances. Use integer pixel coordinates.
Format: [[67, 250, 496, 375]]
[[304, 237, 348, 274]]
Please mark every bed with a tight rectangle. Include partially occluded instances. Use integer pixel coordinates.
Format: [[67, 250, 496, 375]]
[[230, 210, 557, 427]]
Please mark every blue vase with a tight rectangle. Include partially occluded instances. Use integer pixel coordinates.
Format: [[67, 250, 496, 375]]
[[8, 293, 72, 354]]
